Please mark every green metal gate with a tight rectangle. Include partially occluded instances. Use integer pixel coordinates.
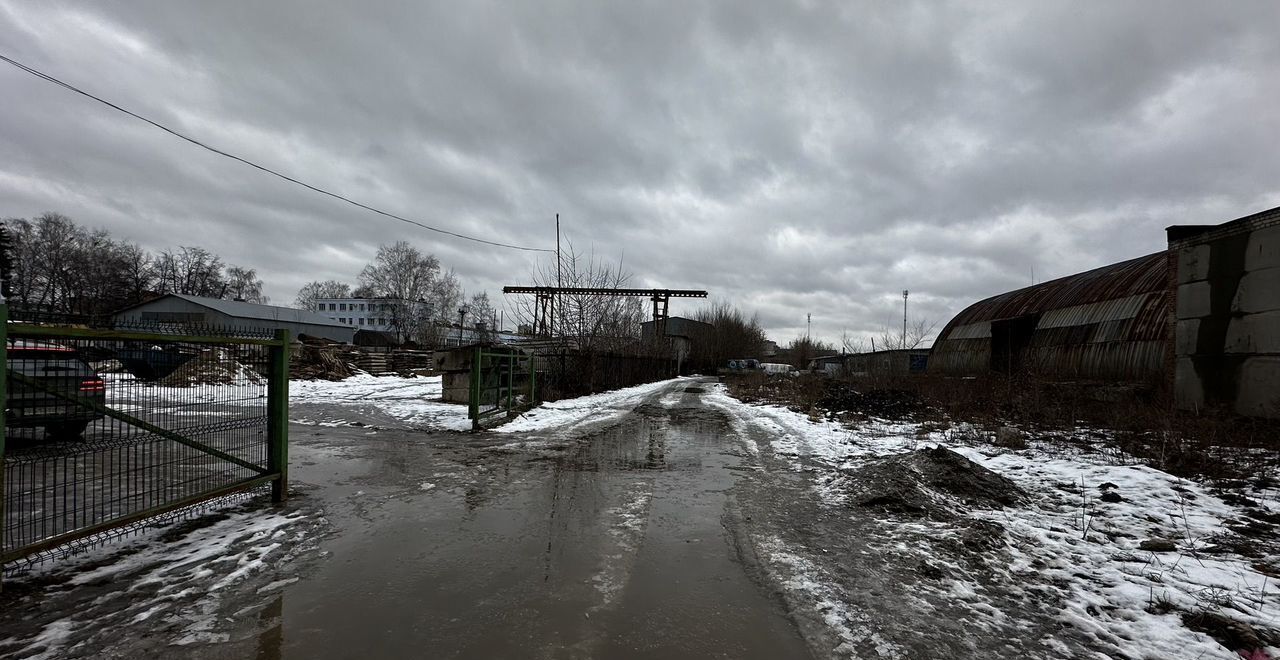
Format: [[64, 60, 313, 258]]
[[468, 346, 535, 430], [1, 308, 290, 567]]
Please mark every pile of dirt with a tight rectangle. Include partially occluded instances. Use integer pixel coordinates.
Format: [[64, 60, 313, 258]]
[[1181, 610, 1276, 657], [816, 383, 927, 420], [839, 446, 1025, 519], [160, 349, 265, 386], [291, 343, 355, 381]]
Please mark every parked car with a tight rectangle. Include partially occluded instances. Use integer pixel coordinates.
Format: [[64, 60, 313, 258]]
[[5, 340, 105, 439]]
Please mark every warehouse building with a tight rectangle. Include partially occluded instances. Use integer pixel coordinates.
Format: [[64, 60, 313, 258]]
[[114, 294, 356, 343], [930, 204, 1280, 417], [930, 251, 1169, 382]]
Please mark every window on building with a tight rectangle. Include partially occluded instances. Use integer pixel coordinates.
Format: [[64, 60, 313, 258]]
[[379, 318, 386, 325], [339, 303, 347, 311], [359, 318, 365, 325]]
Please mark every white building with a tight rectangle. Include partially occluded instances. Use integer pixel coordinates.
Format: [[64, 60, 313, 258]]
[[314, 298, 431, 333]]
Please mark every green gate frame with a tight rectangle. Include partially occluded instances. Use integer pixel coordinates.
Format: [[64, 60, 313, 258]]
[[0, 308, 291, 567], [468, 346, 536, 430]]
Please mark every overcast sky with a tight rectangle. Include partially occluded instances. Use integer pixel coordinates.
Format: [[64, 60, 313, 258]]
[[2, 1, 1278, 346]]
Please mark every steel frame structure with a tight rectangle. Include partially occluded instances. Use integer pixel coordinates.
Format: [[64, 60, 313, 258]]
[[501, 287, 708, 338]]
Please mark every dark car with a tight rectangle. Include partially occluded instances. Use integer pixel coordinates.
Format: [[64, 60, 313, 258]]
[[5, 340, 106, 439]]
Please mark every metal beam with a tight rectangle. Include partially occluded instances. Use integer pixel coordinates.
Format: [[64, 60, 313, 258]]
[[503, 286, 707, 298]]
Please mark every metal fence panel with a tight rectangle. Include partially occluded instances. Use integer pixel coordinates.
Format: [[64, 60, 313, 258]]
[[1, 314, 289, 565], [468, 347, 535, 429]]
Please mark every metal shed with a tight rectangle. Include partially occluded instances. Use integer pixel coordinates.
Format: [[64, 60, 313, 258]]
[[930, 252, 1169, 382], [114, 294, 357, 343]]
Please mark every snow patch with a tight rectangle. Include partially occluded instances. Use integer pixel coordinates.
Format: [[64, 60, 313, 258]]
[[715, 386, 1280, 659], [761, 537, 906, 658], [292, 374, 470, 431], [496, 378, 684, 435]]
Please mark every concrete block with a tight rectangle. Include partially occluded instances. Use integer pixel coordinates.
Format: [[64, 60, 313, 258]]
[[1236, 356, 1280, 418], [1176, 281, 1213, 319], [1174, 357, 1205, 412], [1175, 319, 1200, 356], [1178, 244, 1212, 284], [1224, 310, 1280, 354], [1232, 268, 1280, 314], [1245, 225, 1280, 272]]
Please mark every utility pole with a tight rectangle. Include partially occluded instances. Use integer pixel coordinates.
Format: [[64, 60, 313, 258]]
[[902, 290, 909, 350], [806, 313, 811, 341], [555, 213, 562, 338], [556, 214, 564, 379]]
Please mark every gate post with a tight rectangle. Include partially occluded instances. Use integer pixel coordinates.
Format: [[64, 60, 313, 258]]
[[506, 351, 514, 415], [0, 303, 7, 589], [528, 354, 536, 404], [268, 329, 291, 503], [469, 346, 481, 430]]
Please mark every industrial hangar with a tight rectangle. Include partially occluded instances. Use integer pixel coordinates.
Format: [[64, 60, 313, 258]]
[[930, 205, 1280, 417]]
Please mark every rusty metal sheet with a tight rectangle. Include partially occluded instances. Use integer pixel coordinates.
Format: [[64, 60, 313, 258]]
[[930, 251, 1171, 380], [936, 251, 1168, 342]]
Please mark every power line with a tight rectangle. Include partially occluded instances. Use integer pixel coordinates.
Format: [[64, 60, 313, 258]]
[[0, 53, 554, 254]]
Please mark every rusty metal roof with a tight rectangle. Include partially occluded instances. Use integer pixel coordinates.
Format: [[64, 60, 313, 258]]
[[937, 251, 1169, 343]]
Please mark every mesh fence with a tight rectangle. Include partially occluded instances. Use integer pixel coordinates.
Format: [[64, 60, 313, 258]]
[[2, 320, 286, 562], [470, 348, 535, 426]]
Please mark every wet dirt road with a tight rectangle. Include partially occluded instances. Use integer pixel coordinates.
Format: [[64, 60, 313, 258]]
[[269, 378, 810, 659]]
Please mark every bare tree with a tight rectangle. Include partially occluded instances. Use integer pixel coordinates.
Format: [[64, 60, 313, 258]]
[[468, 291, 496, 328], [294, 279, 352, 310], [688, 301, 768, 370], [5, 213, 158, 317], [877, 317, 938, 350], [117, 242, 154, 304], [4, 212, 276, 321], [429, 268, 462, 323], [785, 335, 836, 369], [512, 241, 644, 352], [225, 266, 267, 303], [840, 329, 867, 354], [357, 241, 460, 343], [155, 247, 227, 298], [17, 212, 82, 312]]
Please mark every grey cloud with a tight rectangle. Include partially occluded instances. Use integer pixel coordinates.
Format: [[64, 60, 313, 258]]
[[1, 0, 1277, 344]]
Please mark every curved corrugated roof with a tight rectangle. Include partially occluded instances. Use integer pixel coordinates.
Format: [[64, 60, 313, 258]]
[[936, 251, 1169, 342]]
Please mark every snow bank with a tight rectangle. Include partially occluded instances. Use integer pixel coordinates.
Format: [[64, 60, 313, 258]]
[[953, 447, 1280, 659], [701, 385, 922, 459], [290, 374, 470, 431], [494, 378, 684, 434], [711, 382, 1280, 659]]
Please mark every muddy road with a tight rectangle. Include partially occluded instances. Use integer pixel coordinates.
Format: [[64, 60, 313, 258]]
[[0, 377, 822, 659], [272, 378, 808, 659]]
